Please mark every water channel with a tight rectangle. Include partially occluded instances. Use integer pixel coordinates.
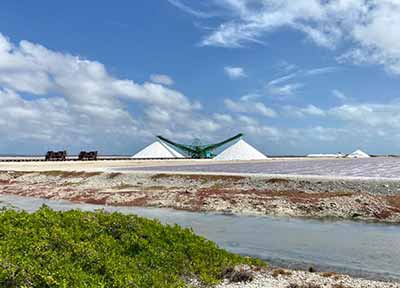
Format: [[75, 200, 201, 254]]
[[1, 194, 399, 282]]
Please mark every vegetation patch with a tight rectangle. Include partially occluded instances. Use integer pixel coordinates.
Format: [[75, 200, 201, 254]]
[[272, 268, 293, 278], [60, 181, 81, 187], [41, 171, 102, 178], [0, 207, 264, 287], [113, 183, 135, 190], [70, 196, 109, 205], [287, 283, 322, 288], [266, 178, 290, 184], [0, 171, 27, 179], [107, 172, 122, 179], [144, 185, 167, 191], [150, 173, 246, 183]]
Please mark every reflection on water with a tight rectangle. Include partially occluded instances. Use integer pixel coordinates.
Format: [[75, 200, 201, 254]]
[[1, 194, 400, 281]]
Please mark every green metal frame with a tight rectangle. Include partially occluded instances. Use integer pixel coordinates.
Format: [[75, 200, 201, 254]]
[[156, 133, 244, 159]]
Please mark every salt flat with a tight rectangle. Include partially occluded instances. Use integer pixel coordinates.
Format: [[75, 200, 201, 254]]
[[3, 157, 400, 179], [121, 158, 400, 179]]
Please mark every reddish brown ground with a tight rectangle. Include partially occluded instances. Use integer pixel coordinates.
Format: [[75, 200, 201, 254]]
[[1, 171, 400, 223]]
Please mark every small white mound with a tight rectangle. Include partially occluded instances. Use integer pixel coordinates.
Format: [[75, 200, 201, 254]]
[[307, 153, 344, 158], [346, 149, 370, 158], [132, 141, 184, 159], [214, 139, 267, 161]]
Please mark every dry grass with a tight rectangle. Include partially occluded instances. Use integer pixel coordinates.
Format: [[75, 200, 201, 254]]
[[194, 188, 355, 204], [266, 178, 290, 184], [287, 283, 321, 288], [113, 183, 135, 190], [320, 272, 338, 278], [221, 266, 254, 283], [2, 171, 27, 178], [209, 183, 226, 189], [60, 181, 81, 187], [144, 186, 167, 191], [107, 172, 122, 179], [150, 173, 246, 182], [272, 268, 292, 278], [41, 171, 102, 178]]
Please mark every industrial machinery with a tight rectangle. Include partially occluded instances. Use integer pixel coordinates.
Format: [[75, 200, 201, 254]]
[[156, 133, 244, 159], [78, 151, 98, 161], [45, 151, 67, 161]]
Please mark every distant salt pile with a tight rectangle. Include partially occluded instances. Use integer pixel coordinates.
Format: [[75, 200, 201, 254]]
[[214, 139, 267, 160], [132, 141, 184, 159], [307, 153, 344, 158], [346, 149, 370, 158]]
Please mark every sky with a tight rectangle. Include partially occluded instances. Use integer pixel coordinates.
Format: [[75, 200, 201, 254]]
[[1, 0, 400, 155]]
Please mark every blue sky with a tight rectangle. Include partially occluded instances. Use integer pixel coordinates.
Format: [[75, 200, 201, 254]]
[[1, 0, 400, 155]]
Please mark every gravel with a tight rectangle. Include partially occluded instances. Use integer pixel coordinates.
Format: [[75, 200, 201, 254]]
[[216, 267, 400, 288], [2, 171, 400, 223]]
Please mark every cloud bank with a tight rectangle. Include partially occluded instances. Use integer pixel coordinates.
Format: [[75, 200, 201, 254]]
[[172, 0, 400, 75], [0, 33, 281, 154], [2, 31, 400, 155]]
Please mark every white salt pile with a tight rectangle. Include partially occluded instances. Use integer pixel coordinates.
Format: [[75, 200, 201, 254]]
[[214, 139, 267, 160], [346, 149, 370, 158], [132, 141, 184, 159], [307, 153, 344, 158]]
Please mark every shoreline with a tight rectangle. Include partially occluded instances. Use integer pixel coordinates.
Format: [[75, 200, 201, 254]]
[[216, 266, 400, 288], [1, 194, 399, 287], [2, 170, 400, 223], [1, 166, 400, 287]]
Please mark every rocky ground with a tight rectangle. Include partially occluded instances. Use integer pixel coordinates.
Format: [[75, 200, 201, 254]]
[[1, 170, 400, 223], [215, 266, 400, 288], [1, 169, 400, 286]]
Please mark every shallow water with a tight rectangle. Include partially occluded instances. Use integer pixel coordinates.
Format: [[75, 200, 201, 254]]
[[1, 194, 400, 281], [116, 158, 400, 178]]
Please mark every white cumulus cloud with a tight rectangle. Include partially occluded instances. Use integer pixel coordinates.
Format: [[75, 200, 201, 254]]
[[0, 33, 203, 153], [224, 97, 277, 117], [171, 0, 400, 75], [224, 66, 246, 79], [150, 74, 174, 86]]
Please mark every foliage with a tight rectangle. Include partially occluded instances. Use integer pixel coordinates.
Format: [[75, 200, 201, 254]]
[[0, 207, 264, 287]]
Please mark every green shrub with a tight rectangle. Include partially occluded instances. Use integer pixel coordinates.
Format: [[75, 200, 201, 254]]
[[0, 207, 264, 287]]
